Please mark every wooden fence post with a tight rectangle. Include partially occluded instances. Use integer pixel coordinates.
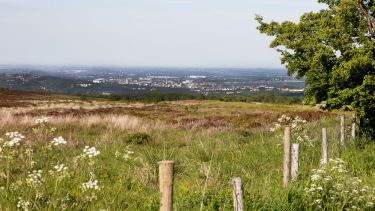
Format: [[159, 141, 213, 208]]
[[158, 161, 175, 211], [232, 177, 244, 211], [351, 114, 356, 139], [283, 126, 291, 187], [322, 128, 328, 164], [340, 115, 345, 148], [291, 144, 299, 180]]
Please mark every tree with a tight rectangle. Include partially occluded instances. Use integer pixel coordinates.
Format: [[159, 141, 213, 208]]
[[256, 0, 375, 135]]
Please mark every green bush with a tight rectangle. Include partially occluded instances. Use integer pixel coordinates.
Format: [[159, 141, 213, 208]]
[[124, 132, 152, 145]]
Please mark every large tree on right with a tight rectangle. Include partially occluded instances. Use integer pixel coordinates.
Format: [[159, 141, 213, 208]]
[[256, 0, 375, 135]]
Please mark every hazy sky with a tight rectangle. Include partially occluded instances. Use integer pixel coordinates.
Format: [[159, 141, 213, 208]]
[[0, 0, 323, 68]]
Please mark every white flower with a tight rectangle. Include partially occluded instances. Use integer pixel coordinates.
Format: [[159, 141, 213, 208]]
[[35, 116, 50, 124], [81, 179, 100, 191], [311, 174, 321, 181], [17, 198, 30, 211], [269, 127, 275, 132], [4, 131, 25, 147], [54, 164, 68, 173], [5, 131, 25, 139], [83, 146, 100, 158], [51, 136, 67, 146], [314, 199, 322, 204], [335, 184, 343, 189], [26, 170, 43, 186], [291, 122, 297, 129], [324, 176, 332, 181]]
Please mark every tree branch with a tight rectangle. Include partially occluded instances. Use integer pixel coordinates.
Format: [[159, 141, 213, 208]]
[[358, 1, 375, 39]]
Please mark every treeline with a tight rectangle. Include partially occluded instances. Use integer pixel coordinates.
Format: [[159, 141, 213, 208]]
[[83, 91, 303, 104]]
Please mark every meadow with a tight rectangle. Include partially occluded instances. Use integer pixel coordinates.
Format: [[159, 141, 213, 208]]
[[0, 91, 374, 210]]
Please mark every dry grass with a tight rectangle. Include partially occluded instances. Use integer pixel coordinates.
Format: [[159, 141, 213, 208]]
[[0, 99, 333, 133], [0, 110, 164, 132]]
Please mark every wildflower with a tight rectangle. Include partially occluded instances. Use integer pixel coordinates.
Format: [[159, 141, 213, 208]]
[[54, 164, 68, 173], [123, 146, 134, 161], [17, 198, 31, 211], [335, 184, 343, 189], [4, 131, 25, 147], [26, 170, 43, 186], [51, 136, 67, 146], [324, 176, 332, 181], [83, 146, 100, 158], [269, 127, 275, 132], [314, 199, 322, 204], [5, 131, 25, 139], [35, 116, 50, 124], [311, 174, 321, 181], [81, 179, 100, 191]]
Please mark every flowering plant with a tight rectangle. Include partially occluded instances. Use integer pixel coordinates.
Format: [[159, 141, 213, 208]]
[[269, 115, 312, 145], [304, 158, 375, 210]]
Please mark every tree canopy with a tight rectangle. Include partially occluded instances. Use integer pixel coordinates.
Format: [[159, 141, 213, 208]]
[[256, 0, 375, 135]]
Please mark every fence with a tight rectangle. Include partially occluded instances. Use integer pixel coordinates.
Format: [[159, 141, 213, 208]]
[[156, 114, 357, 211]]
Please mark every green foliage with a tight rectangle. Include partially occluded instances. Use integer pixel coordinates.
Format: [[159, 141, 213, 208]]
[[0, 105, 374, 209], [256, 0, 375, 134], [124, 132, 152, 145], [98, 91, 303, 104], [0, 87, 9, 92]]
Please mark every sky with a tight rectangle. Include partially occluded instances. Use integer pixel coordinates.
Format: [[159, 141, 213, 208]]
[[0, 0, 323, 68]]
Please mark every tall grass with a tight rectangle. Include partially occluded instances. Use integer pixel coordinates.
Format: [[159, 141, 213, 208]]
[[0, 102, 373, 210]]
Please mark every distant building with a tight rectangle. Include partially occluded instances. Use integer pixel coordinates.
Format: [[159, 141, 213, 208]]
[[93, 78, 105, 84], [118, 78, 129, 85], [78, 83, 92, 88], [189, 75, 206, 79]]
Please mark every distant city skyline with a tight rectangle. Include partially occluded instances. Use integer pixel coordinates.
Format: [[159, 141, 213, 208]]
[[0, 0, 323, 68]]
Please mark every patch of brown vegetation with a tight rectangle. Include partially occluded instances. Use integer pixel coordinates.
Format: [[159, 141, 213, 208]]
[[0, 89, 75, 107], [170, 110, 333, 130]]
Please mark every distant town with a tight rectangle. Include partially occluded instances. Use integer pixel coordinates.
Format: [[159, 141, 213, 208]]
[[0, 66, 305, 96], [87, 74, 304, 95]]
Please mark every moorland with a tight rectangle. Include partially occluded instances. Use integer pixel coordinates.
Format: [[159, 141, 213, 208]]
[[0, 89, 374, 210]]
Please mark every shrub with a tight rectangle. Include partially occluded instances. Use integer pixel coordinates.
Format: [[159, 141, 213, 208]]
[[124, 132, 152, 145]]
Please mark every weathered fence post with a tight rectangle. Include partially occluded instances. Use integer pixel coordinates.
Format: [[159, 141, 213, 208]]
[[283, 126, 291, 187], [158, 161, 175, 211], [291, 144, 299, 180], [232, 177, 244, 211], [351, 114, 356, 139], [340, 115, 345, 148], [322, 128, 328, 164]]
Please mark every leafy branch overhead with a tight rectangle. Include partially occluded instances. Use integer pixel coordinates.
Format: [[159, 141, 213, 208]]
[[256, 0, 375, 134]]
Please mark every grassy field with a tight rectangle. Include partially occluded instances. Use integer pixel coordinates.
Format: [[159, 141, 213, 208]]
[[0, 91, 374, 210]]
